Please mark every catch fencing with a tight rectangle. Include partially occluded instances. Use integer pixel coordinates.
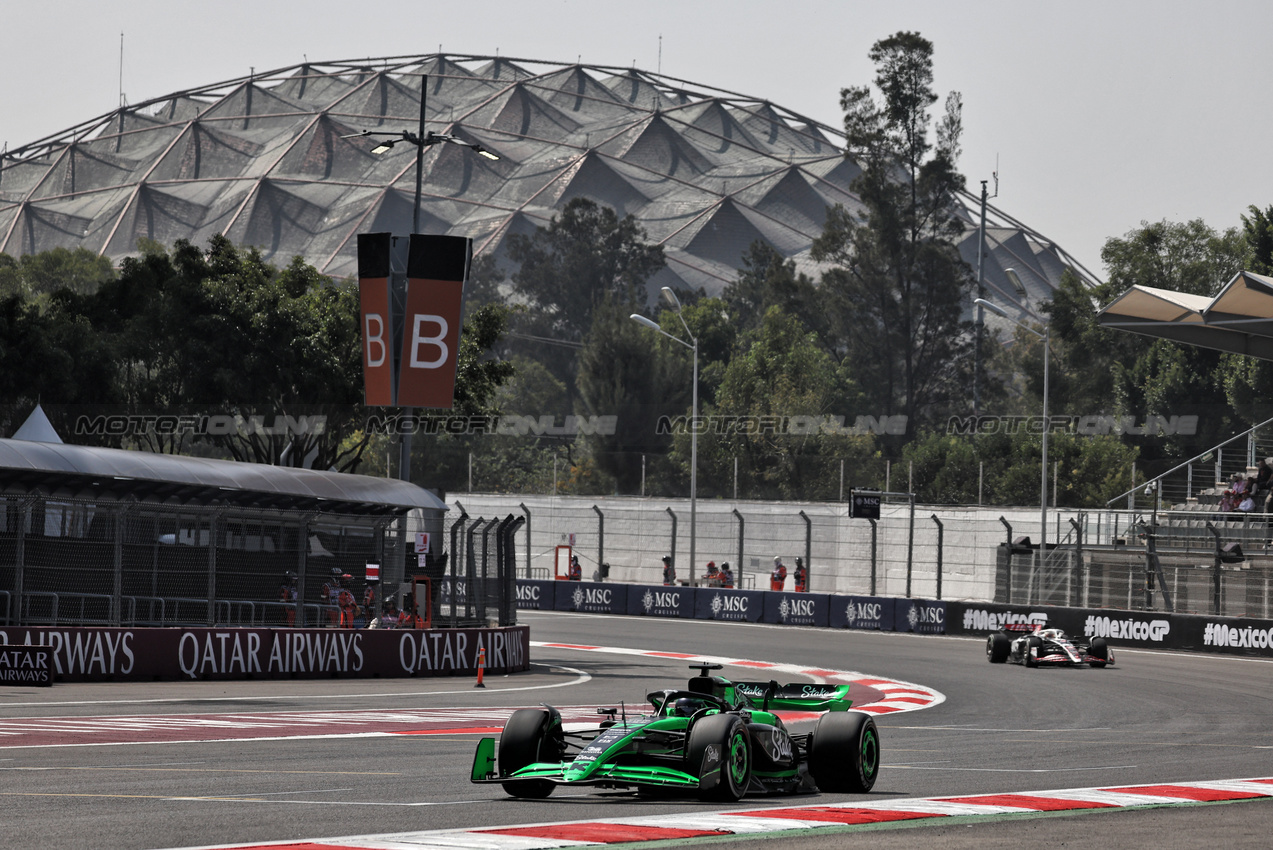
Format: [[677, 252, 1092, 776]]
[[5, 489, 1269, 629], [455, 494, 1273, 620], [0, 495, 520, 629]]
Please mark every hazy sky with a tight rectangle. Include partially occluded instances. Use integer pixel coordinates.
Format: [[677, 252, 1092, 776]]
[[4, 0, 1271, 279]]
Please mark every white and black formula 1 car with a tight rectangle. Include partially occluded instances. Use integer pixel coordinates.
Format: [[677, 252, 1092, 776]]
[[986, 623, 1113, 668]]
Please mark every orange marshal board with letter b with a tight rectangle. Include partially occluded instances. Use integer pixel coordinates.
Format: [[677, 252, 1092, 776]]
[[357, 232, 394, 406], [397, 233, 471, 409]]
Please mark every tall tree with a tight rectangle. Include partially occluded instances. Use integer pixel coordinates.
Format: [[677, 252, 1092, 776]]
[[811, 31, 973, 429], [574, 293, 686, 493], [505, 198, 665, 394], [676, 306, 871, 501]]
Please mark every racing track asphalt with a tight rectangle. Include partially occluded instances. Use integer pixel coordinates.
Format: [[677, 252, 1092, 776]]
[[0, 609, 1270, 849]]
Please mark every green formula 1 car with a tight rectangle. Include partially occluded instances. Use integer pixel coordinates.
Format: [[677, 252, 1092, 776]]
[[470, 663, 879, 801]]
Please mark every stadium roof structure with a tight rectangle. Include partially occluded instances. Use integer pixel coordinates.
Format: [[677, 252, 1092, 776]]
[[0, 53, 1096, 309]]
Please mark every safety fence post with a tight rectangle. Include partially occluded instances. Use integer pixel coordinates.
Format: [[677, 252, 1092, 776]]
[[999, 516, 1013, 604], [593, 504, 604, 578], [799, 510, 812, 589], [931, 514, 943, 600], [868, 518, 878, 596], [519, 502, 531, 579], [905, 493, 916, 598], [1070, 516, 1084, 608], [732, 508, 745, 588], [665, 507, 677, 581]]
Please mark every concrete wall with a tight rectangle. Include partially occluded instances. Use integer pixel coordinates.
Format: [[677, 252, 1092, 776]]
[[449, 494, 1083, 603]]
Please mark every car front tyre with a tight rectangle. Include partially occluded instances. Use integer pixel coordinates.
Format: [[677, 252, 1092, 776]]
[[987, 632, 1010, 663], [809, 711, 879, 793], [1088, 637, 1109, 668], [686, 713, 751, 801], [498, 708, 561, 798]]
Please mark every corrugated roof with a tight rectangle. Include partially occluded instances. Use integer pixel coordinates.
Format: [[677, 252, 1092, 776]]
[[0, 438, 445, 514]]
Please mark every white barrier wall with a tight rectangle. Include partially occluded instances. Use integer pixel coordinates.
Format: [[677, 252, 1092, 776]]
[[450, 494, 1074, 603]]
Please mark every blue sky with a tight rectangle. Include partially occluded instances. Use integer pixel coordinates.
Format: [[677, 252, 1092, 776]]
[[5, 0, 1272, 279]]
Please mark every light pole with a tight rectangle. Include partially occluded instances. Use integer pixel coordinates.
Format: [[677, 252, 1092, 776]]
[[631, 287, 698, 585], [342, 73, 498, 483], [975, 297, 1050, 550]]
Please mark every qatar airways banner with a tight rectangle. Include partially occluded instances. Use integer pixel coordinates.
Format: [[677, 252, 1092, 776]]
[[0, 626, 529, 682]]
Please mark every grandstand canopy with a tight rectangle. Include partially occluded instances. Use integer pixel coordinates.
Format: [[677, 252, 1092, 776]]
[[1097, 270, 1273, 360], [1, 54, 1096, 309]]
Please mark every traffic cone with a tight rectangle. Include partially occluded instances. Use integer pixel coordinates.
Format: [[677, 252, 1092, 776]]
[[474, 646, 486, 688]]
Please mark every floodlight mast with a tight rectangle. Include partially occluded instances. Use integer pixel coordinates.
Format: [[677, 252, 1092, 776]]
[[339, 73, 499, 483], [630, 287, 699, 585], [975, 297, 1050, 551]]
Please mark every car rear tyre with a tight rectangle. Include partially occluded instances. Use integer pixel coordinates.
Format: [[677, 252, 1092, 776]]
[[1088, 637, 1109, 668], [1024, 635, 1042, 668], [498, 708, 562, 798], [685, 713, 751, 801], [809, 711, 879, 793], [987, 632, 1010, 663]]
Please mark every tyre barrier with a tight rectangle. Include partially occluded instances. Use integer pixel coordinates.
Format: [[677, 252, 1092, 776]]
[[519, 579, 1273, 659]]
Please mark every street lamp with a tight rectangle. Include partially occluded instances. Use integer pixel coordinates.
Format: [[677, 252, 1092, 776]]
[[631, 287, 698, 585], [341, 73, 499, 483], [975, 297, 1051, 550]]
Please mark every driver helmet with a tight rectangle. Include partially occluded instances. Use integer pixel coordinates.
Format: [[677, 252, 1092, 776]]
[[672, 697, 708, 717], [1041, 628, 1062, 639]]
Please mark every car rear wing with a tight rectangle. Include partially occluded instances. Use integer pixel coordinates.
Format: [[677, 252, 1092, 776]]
[[733, 681, 854, 712], [1002, 622, 1041, 634]]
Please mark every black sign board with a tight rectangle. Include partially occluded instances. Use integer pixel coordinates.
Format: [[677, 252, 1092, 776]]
[[850, 489, 882, 519]]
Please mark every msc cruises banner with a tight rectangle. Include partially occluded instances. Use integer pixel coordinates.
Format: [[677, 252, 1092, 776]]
[[694, 588, 766, 623], [515, 579, 556, 610], [553, 581, 628, 615], [626, 584, 696, 619], [763, 593, 831, 628], [828, 595, 895, 631]]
